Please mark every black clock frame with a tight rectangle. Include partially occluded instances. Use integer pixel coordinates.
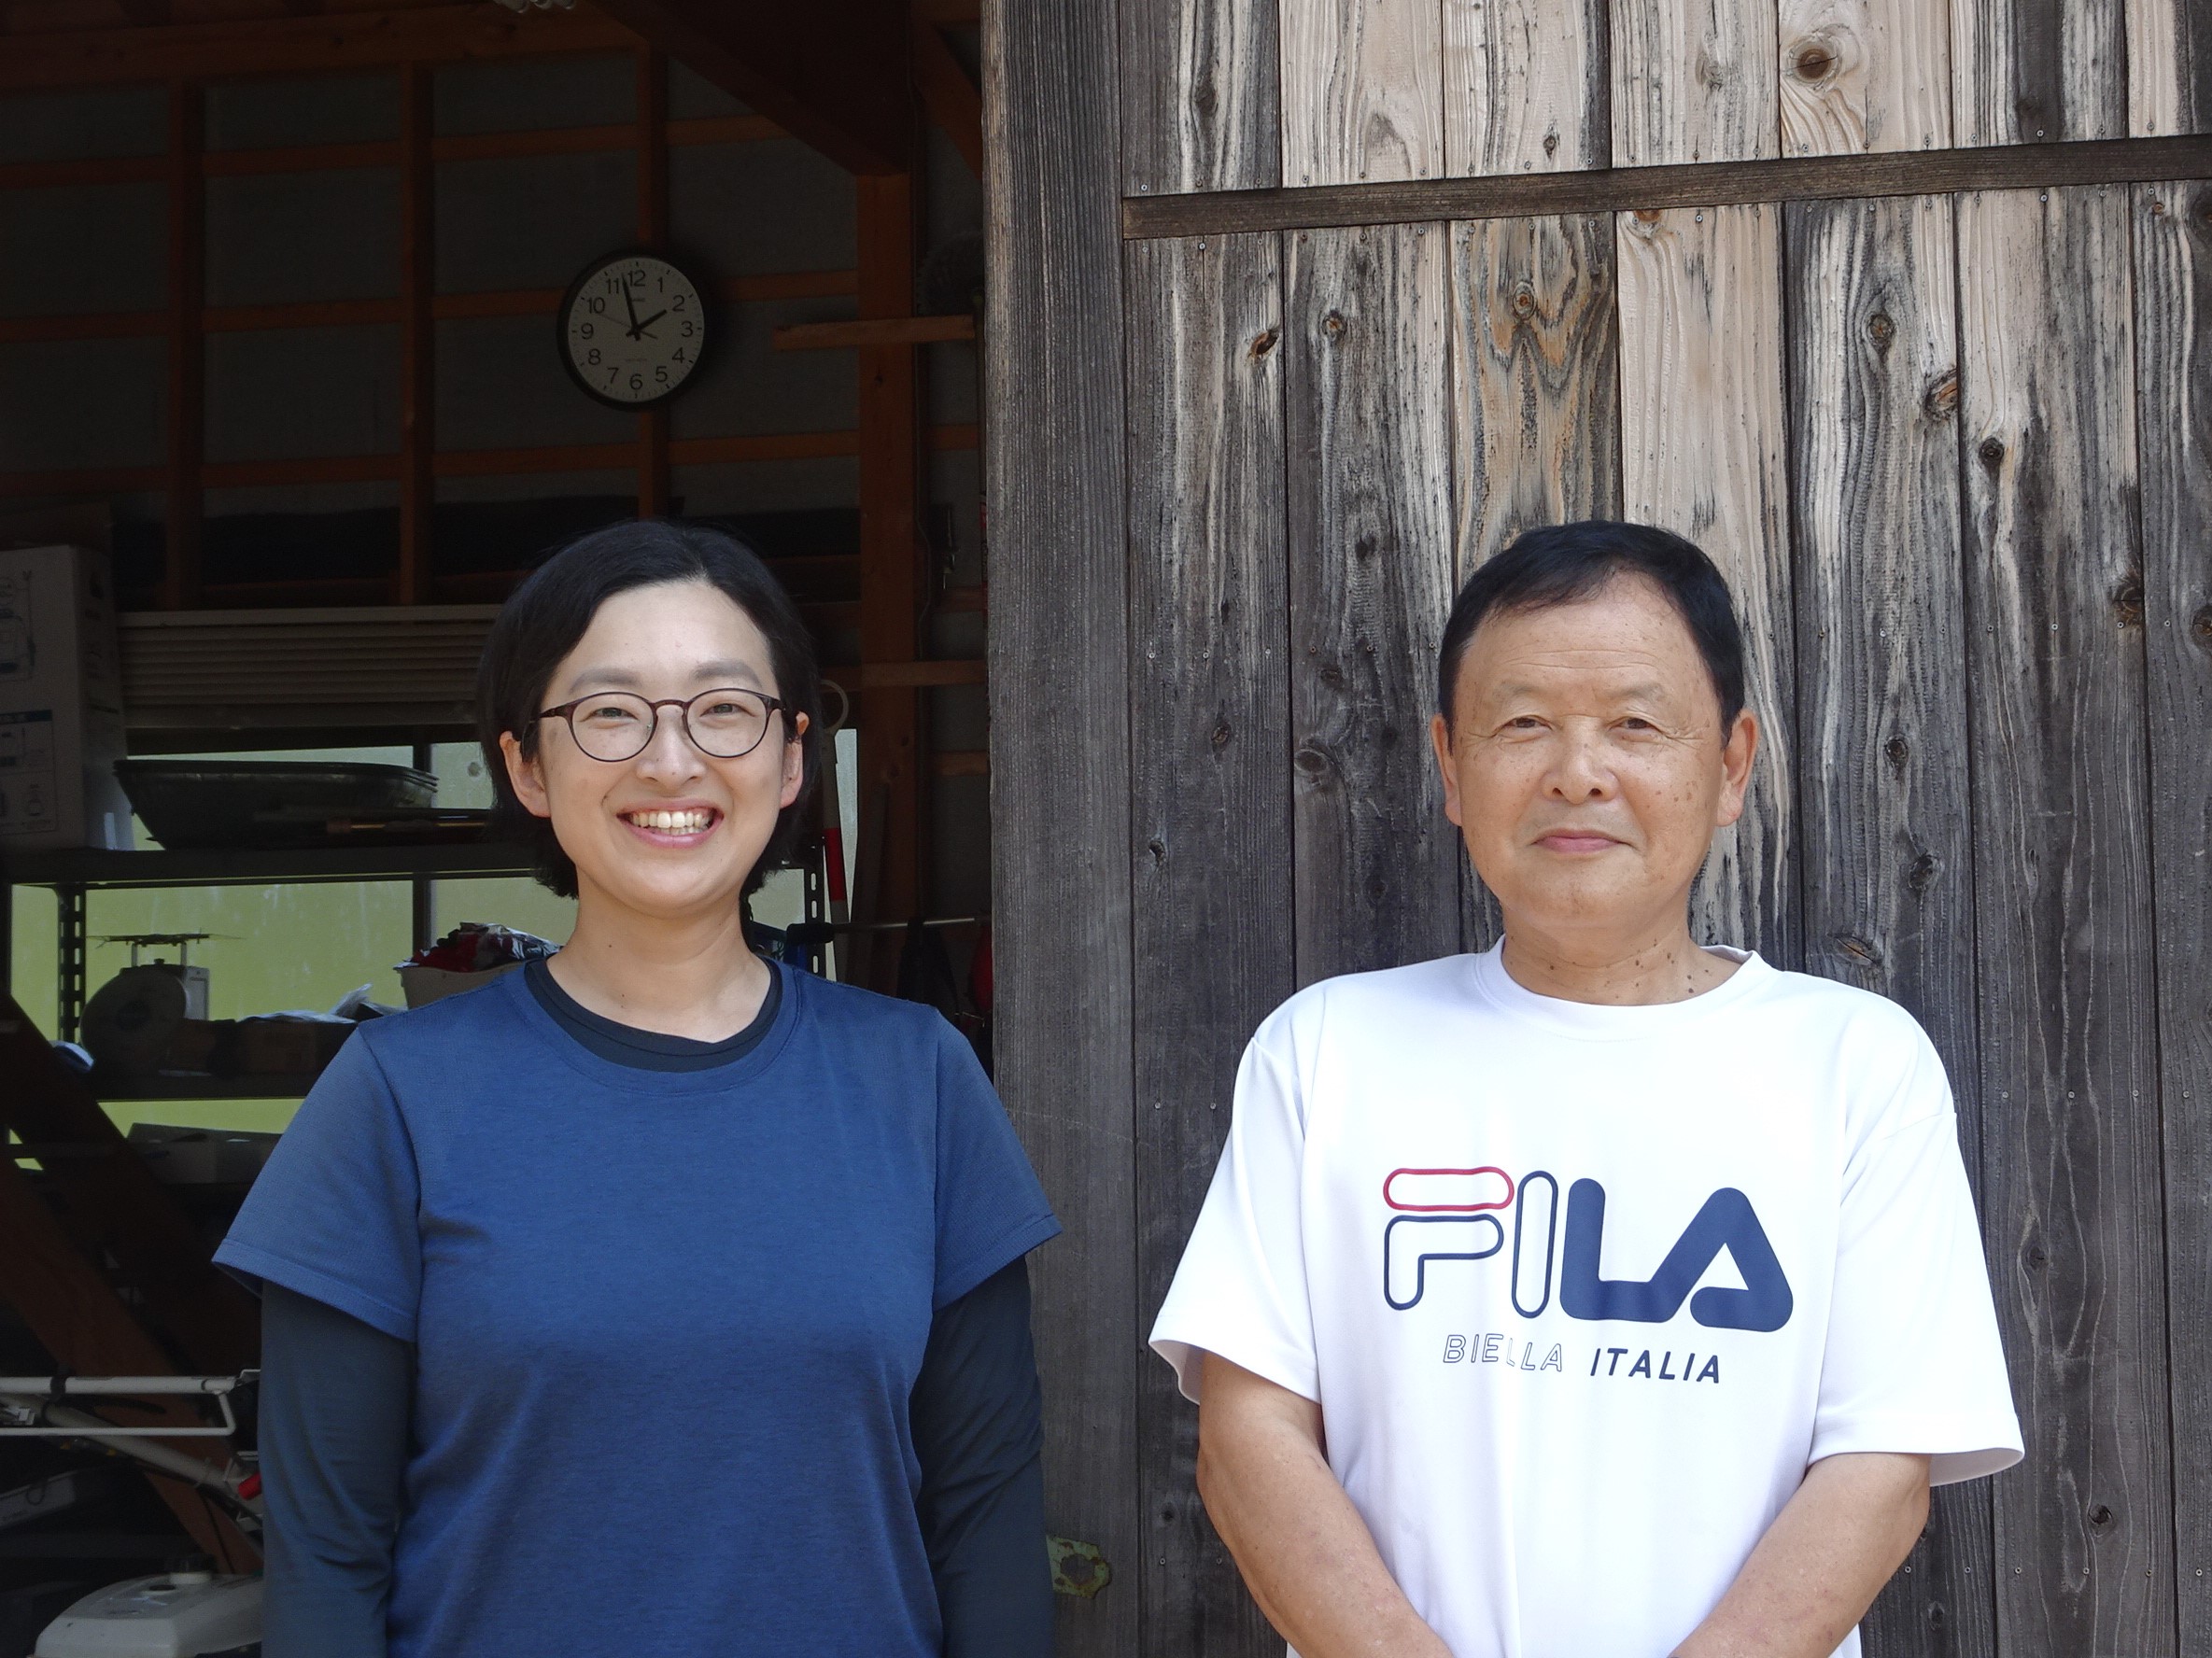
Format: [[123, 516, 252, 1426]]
[[557, 246, 712, 411]]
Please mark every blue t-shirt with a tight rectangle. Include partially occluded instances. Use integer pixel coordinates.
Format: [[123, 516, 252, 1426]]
[[215, 962, 1060, 1658]]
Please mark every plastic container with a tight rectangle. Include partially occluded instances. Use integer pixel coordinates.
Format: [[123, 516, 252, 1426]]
[[114, 760, 434, 850]]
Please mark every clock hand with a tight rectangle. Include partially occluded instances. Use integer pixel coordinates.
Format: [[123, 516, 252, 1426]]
[[632, 308, 669, 334], [620, 278, 641, 338]]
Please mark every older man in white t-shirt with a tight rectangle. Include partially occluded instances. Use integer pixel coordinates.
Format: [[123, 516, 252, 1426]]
[[1151, 521, 2021, 1658]]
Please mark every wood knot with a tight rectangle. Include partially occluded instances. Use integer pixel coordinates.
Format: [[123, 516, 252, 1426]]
[[1921, 369, 1960, 422], [1317, 663, 1346, 689], [1248, 327, 1279, 359], [2191, 603, 2212, 653], [2024, 1243, 2048, 1272], [1322, 309, 1346, 337], [1209, 718, 1233, 750], [1353, 534, 1377, 561], [1977, 436, 2006, 469], [1792, 41, 1836, 82], [2089, 1504, 2114, 1527], [1543, 132, 1559, 157], [1884, 735, 1910, 768], [1293, 744, 1332, 779], [1834, 933, 1881, 967], [1633, 207, 1663, 225], [1190, 72, 1218, 119], [1511, 287, 1537, 320], [2110, 574, 2145, 628], [1906, 853, 1938, 896], [1147, 838, 1166, 864], [1867, 311, 1895, 347]]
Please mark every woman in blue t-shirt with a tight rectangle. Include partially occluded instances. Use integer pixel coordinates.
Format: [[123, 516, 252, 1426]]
[[217, 522, 1062, 1658]]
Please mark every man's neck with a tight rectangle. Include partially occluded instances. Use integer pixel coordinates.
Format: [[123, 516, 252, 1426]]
[[1497, 916, 1740, 1006], [549, 888, 769, 1041]]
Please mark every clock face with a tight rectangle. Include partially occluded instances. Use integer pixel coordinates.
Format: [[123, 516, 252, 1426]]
[[560, 252, 707, 408]]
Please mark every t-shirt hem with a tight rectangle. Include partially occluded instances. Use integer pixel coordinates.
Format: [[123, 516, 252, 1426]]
[[1148, 1328, 1318, 1408], [212, 1238, 415, 1344], [936, 1212, 1062, 1310], [1810, 1413, 2024, 1486]]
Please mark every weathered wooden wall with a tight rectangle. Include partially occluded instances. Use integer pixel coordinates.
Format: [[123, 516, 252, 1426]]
[[991, 1, 2212, 1655]]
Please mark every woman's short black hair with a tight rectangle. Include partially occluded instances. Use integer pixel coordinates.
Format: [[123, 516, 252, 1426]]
[[475, 519, 822, 898], [1436, 520, 1747, 734]]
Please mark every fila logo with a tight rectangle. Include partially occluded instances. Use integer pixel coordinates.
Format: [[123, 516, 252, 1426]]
[[1383, 1167, 1794, 1332]]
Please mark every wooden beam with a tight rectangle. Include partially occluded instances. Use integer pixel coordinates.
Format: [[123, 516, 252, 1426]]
[[859, 658, 982, 688], [910, 14, 981, 176], [397, 61, 432, 603], [162, 79, 202, 611], [635, 46, 670, 518], [931, 748, 987, 777], [772, 314, 975, 350], [854, 167, 923, 973], [0, 1153, 253, 1569], [1121, 133, 2212, 239], [585, 0, 914, 176], [0, 5, 637, 91]]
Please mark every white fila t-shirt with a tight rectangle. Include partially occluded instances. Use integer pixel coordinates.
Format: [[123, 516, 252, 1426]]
[[1151, 943, 2022, 1658]]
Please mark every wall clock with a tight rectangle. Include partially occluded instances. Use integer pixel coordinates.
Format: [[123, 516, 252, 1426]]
[[559, 250, 709, 409]]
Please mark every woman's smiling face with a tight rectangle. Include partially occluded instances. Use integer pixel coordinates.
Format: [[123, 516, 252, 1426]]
[[500, 578, 807, 922]]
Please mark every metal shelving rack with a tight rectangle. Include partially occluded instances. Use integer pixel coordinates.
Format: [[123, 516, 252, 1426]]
[[1, 840, 535, 1092]]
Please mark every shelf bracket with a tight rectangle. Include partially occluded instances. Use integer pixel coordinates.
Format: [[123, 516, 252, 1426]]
[[56, 883, 86, 1047]]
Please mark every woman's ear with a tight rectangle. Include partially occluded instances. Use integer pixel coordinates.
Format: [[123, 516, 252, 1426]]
[[779, 711, 810, 809], [499, 731, 553, 821]]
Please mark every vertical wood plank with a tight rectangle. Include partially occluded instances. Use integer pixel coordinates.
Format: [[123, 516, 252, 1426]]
[[1615, 203, 1796, 961], [1279, 0, 1444, 188], [162, 79, 203, 611], [1287, 222, 1457, 985], [858, 169, 923, 934], [1126, 231, 1289, 1658], [636, 47, 671, 519], [1441, 0, 1610, 176], [1951, 0, 2125, 146], [398, 62, 433, 602], [2135, 176, 2212, 1647], [2127, 0, 2212, 136], [982, 0, 1141, 1651], [1119, 0, 1280, 193], [1776, 0, 1952, 156], [1448, 212, 1621, 576], [1785, 191, 1997, 1658], [1610, 0, 1780, 164], [1957, 184, 2175, 1658]]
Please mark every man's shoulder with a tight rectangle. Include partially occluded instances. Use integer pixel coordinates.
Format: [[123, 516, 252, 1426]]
[[1258, 955, 1477, 1037]]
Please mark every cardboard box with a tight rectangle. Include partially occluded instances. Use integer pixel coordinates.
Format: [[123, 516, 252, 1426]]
[[0, 544, 132, 851]]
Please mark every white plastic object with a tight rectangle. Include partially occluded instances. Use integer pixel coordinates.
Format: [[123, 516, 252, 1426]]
[[34, 1572, 261, 1657]]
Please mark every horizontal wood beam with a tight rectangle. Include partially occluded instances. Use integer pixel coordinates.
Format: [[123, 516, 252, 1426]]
[[0, 424, 979, 498], [932, 747, 988, 776], [587, 0, 913, 176], [1122, 133, 2212, 239], [772, 313, 975, 350], [859, 657, 984, 688], [0, 113, 786, 191], [0, 271, 859, 344], [0, 4, 637, 91]]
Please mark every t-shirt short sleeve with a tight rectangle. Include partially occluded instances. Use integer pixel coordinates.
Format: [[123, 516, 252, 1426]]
[[1148, 1022, 1316, 1406], [1811, 1031, 2023, 1484], [214, 1032, 423, 1343], [931, 1023, 1061, 1310]]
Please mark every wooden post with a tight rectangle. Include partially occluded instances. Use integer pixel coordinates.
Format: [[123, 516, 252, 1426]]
[[637, 47, 671, 518], [855, 168, 923, 957], [162, 79, 203, 611], [398, 62, 434, 602]]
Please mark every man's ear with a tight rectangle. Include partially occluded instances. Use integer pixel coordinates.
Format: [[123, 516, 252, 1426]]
[[500, 731, 553, 821], [1430, 712, 1463, 828], [1714, 709, 1758, 828], [780, 711, 810, 810]]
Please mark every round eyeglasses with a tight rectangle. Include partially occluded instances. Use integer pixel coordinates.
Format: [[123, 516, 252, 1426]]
[[533, 687, 791, 763]]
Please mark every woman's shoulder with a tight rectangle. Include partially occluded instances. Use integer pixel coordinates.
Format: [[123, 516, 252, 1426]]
[[786, 969, 961, 1051], [346, 969, 535, 1073]]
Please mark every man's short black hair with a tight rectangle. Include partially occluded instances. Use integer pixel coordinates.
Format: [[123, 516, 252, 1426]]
[[476, 519, 822, 898], [1436, 520, 1747, 735]]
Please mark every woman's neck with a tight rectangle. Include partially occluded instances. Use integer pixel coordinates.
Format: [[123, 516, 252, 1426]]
[[548, 889, 771, 1042], [1497, 913, 1738, 1006]]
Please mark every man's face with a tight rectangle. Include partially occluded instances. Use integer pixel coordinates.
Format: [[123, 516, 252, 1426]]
[[1430, 575, 1756, 948]]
